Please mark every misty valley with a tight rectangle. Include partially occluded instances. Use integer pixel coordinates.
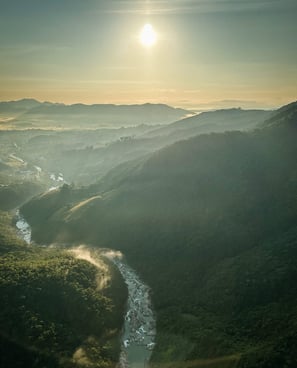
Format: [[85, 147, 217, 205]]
[[1, 99, 297, 368]]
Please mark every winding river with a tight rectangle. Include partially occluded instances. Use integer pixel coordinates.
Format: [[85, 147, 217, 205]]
[[15, 212, 156, 368], [104, 252, 156, 368]]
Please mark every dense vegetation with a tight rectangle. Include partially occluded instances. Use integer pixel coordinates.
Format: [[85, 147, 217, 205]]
[[21, 101, 297, 367], [0, 212, 127, 368], [0, 181, 45, 211]]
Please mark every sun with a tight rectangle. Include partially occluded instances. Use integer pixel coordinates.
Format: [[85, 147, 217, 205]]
[[140, 24, 157, 47]]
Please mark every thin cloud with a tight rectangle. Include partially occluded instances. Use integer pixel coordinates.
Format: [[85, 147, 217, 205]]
[[99, 0, 295, 15]]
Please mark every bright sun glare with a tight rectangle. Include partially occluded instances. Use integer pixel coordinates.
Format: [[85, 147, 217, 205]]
[[140, 24, 157, 47]]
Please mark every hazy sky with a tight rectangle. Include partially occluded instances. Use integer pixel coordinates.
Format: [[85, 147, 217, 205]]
[[1, 0, 297, 109]]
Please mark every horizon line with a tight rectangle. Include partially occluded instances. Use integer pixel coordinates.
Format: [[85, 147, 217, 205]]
[[0, 97, 291, 112]]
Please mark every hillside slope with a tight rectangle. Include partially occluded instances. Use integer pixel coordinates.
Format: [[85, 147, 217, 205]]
[[0, 212, 127, 368], [142, 108, 271, 140], [22, 101, 297, 367]]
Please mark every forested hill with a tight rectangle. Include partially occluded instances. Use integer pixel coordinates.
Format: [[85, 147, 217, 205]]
[[22, 101, 297, 367], [0, 212, 127, 368]]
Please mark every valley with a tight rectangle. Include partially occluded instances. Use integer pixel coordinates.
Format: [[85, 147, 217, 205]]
[[1, 100, 297, 368], [1, 1, 296, 366]]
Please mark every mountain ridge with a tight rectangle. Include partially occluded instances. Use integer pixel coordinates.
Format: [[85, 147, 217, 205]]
[[0, 99, 191, 114], [142, 107, 272, 140], [0, 99, 193, 128], [260, 100, 297, 129]]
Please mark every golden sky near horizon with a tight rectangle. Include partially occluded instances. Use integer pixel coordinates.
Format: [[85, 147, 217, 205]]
[[1, 0, 297, 110]]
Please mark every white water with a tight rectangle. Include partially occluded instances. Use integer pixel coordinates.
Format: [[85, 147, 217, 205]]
[[104, 252, 156, 368], [15, 209, 31, 244]]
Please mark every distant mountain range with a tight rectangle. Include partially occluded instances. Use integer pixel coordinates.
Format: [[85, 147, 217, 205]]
[[0, 98, 41, 112], [0, 99, 192, 127], [0, 98, 281, 130], [13, 105, 275, 185]]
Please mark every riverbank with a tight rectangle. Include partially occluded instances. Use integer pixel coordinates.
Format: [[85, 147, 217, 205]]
[[14, 212, 156, 368], [103, 251, 156, 368]]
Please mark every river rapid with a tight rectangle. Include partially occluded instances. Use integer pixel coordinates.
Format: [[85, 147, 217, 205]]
[[15, 212, 156, 368], [104, 251, 156, 368], [15, 209, 31, 244]]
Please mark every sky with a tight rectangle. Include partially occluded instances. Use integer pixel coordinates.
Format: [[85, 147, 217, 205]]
[[0, 0, 297, 110]]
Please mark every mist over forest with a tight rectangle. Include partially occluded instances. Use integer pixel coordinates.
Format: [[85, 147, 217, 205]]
[[2, 0, 297, 365], [0, 97, 297, 367]]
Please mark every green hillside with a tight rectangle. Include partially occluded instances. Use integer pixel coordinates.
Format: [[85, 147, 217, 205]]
[[21, 101, 297, 367], [0, 212, 127, 368], [0, 181, 45, 211]]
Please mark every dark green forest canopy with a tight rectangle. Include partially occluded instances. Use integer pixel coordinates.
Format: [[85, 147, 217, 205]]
[[0, 212, 127, 368], [21, 102, 297, 367]]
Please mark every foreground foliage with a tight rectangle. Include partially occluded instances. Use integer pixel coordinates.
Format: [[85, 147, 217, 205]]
[[0, 212, 127, 368]]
